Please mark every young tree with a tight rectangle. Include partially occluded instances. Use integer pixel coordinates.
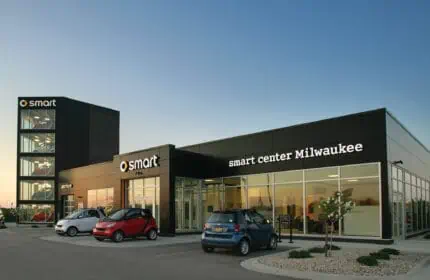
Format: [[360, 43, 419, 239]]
[[318, 191, 355, 257]]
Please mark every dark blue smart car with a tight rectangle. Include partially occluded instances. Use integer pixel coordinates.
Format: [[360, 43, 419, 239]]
[[201, 209, 277, 256]]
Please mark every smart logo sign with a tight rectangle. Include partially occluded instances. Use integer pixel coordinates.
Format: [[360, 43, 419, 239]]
[[19, 99, 56, 108], [120, 155, 159, 172], [229, 143, 364, 167]]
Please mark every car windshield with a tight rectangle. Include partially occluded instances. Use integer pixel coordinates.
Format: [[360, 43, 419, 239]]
[[208, 213, 236, 224], [108, 209, 128, 221], [64, 210, 84, 219]]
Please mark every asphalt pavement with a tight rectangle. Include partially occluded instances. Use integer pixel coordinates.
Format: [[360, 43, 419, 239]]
[[0, 225, 296, 280]]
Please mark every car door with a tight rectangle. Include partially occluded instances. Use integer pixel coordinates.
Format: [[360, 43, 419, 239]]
[[249, 211, 272, 246], [76, 210, 89, 231], [122, 209, 142, 236], [244, 212, 261, 247], [85, 210, 100, 232]]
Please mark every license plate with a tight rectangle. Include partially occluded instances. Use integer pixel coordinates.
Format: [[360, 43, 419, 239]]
[[214, 227, 223, 233]]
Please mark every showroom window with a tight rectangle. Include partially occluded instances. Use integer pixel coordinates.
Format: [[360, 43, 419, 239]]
[[20, 180, 54, 201], [87, 188, 114, 213], [18, 204, 54, 223], [126, 177, 160, 227], [20, 109, 56, 130], [20, 133, 55, 153], [175, 177, 201, 232], [20, 157, 55, 177]]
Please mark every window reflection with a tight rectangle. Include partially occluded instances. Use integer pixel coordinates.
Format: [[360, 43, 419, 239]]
[[87, 188, 114, 213], [21, 110, 56, 130], [275, 183, 304, 234], [20, 133, 55, 153]]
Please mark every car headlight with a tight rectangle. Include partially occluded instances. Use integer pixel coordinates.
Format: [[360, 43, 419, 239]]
[[106, 223, 116, 228]]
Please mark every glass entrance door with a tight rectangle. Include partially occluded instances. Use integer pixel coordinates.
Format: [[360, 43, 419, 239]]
[[393, 192, 404, 239]]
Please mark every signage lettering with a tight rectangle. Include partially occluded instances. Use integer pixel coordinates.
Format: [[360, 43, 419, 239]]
[[19, 99, 56, 108], [120, 155, 159, 172], [228, 143, 364, 168]]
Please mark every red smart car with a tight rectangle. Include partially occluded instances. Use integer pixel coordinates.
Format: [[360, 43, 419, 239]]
[[93, 208, 158, 242]]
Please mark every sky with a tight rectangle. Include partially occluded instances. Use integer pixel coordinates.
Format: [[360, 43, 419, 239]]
[[1, 0, 430, 207]]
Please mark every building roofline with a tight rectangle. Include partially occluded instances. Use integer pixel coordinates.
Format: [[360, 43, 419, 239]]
[[179, 108, 387, 150], [386, 110, 430, 153], [59, 160, 113, 173], [18, 96, 120, 113], [115, 144, 175, 158]]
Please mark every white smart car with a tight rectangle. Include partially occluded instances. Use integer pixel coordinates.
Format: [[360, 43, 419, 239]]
[[55, 208, 105, 237]]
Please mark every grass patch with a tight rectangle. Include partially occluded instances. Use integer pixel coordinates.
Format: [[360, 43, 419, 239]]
[[370, 252, 390, 260], [378, 248, 400, 255], [289, 250, 312, 258], [357, 255, 378, 266]]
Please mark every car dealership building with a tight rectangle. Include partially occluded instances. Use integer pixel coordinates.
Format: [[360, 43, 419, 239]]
[[17, 97, 430, 242]]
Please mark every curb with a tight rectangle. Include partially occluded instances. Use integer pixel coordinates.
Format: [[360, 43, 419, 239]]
[[240, 250, 430, 280]]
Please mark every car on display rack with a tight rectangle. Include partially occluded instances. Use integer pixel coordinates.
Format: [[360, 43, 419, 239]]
[[92, 208, 158, 242], [201, 209, 278, 256], [55, 208, 106, 237]]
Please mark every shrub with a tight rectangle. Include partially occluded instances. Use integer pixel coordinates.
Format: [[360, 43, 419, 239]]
[[325, 244, 341, 250], [357, 256, 378, 266], [370, 252, 390, 260], [308, 247, 326, 253], [289, 250, 312, 258], [378, 248, 400, 255], [424, 234, 430, 240]]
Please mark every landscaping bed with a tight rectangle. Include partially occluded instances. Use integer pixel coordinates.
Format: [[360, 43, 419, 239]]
[[257, 247, 426, 277]]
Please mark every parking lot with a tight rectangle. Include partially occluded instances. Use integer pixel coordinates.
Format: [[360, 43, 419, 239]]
[[0, 224, 295, 280]]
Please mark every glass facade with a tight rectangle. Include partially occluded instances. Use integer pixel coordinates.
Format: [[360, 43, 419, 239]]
[[17, 204, 55, 223], [87, 188, 114, 213], [175, 162, 381, 237], [18, 107, 56, 223], [391, 165, 430, 239], [20, 133, 55, 153], [20, 157, 55, 177], [20, 109, 56, 130], [63, 195, 75, 217], [20, 180, 55, 201], [126, 177, 160, 227]]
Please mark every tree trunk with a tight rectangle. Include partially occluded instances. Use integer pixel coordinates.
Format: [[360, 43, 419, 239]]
[[329, 223, 334, 257], [324, 221, 329, 257]]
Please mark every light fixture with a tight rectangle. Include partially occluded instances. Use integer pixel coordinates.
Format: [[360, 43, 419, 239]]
[[46, 140, 51, 143], [328, 174, 339, 178], [44, 117, 50, 121], [348, 179, 359, 182], [205, 179, 214, 182], [34, 116, 40, 119], [34, 139, 40, 142]]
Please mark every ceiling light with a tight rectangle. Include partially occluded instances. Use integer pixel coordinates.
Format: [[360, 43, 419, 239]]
[[348, 179, 359, 182], [44, 118, 50, 121], [205, 179, 214, 182], [34, 116, 40, 119], [46, 140, 51, 143], [328, 175, 339, 178], [34, 139, 40, 142]]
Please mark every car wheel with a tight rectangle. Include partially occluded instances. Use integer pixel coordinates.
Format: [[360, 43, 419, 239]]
[[202, 246, 214, 253], [112, 230, 124, 243], [267, 235, 278, 250], [95, 237, 104, 242], [66, 227, 78, 237], [237, 239, 250, 256], [147, 229, 157, 240]]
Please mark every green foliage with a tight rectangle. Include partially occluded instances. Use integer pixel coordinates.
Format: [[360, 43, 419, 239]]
[[308, 247, 326, 253], [325, 244, 341, 250], [378, 248, 400, 255], [289, 250, 312, 258], [0, 208, 17, 222], [370, 252, 390, 260], [424, 234, 430, 240], [357, 256, 378, 266]]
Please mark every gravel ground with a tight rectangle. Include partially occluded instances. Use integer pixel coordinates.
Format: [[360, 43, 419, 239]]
[[258, 248, 427, 277]]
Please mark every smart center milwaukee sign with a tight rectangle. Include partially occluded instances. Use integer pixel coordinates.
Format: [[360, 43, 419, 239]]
[[228, 143, 363, 167]]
